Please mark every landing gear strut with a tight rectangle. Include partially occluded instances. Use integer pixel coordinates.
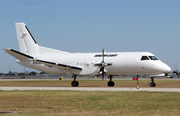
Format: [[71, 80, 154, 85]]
[[71, 75, 79, 87], [150, 77, 156, 87], [137, 75, 139, 89], [107, 75, 114, 87]]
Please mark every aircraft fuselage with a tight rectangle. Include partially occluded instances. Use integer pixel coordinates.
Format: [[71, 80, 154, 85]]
[[17, 51, 171, 76]]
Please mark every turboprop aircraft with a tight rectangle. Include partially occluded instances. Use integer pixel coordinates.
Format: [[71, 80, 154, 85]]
[[3, 23, 171, 87]]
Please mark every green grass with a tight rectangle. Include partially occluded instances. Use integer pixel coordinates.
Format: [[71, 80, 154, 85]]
[[0, 90, 180, 116], [0, 79, 180, 115], [0, 79, 180, 87]]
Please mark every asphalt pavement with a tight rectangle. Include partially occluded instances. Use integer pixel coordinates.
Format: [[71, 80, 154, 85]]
[[0, 87, 179, 92]]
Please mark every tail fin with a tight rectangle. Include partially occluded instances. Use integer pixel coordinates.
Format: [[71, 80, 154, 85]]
[[15, 23, 39, 55]]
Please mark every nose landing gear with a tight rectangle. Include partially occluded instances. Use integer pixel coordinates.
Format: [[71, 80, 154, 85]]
[[150, 77, 156, 87]]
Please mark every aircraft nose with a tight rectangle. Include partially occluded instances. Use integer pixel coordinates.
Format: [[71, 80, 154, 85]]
[[152, 62, 171, 73], [161, 63, 171, 73]]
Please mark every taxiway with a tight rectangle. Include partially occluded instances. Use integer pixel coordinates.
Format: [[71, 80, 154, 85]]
[[0, 87, 179, 92]]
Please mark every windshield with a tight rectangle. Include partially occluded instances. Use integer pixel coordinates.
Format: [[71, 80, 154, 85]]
[[141, 56, 149, 60], [148, 56, 158, 60]]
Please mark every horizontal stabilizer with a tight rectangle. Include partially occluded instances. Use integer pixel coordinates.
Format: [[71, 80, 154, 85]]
[[3, 49, 33, 60]]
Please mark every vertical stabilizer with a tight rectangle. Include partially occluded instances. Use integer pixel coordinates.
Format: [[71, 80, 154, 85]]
[[15, 23, 39, 55]]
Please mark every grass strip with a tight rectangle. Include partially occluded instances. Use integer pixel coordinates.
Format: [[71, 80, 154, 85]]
[[0, 79, 180, 87], [0, 90, 180, 116]]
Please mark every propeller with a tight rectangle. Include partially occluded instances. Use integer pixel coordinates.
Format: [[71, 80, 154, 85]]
[[101, 48, 105, 80], [95, 48, 112, 80]]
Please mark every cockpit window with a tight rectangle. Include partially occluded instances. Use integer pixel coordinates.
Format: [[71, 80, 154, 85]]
[[141, 56, 149, 60], [148, 56, 158, 60]]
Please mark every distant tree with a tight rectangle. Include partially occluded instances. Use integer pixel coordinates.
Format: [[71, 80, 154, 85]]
[[18, 73, 26, 75], [40, 72, 46, 74], [178, 71, 180, 75], [173, 71, 179, 75], [29, 71, 37, 75], [7, 71, 15, 75], [0, 73, 3, 75]]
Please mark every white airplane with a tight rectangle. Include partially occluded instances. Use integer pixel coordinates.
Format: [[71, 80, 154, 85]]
[[4, 23, 171, 87]]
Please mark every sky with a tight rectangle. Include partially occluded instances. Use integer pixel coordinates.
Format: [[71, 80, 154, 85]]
[[0, 0, 180, 73]]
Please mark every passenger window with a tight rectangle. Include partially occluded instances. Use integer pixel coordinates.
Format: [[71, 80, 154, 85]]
[[141, 56, 149, 60], [149, 56, 158, 60]]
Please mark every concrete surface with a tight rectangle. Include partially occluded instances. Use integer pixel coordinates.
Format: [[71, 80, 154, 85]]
[[0, 87, 179, 92]]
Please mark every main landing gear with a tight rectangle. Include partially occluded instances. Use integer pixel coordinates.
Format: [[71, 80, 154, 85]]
[[71, 75, 79, 87], [150, 77, 156, 87], [108, 75, 115, 87]]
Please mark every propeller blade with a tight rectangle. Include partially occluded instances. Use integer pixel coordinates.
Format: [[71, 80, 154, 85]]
[[102, 48, 104, 80], [94, 63, 112, 66], [102, 67, 104, 80], [102, 48, 104, 62], [107, 63, 112, 66]]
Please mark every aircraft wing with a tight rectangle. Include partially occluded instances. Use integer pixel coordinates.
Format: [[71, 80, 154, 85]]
[[3, 48, 33, 60], [3, 48, 82, 71], [34, 59, 82, 71]]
